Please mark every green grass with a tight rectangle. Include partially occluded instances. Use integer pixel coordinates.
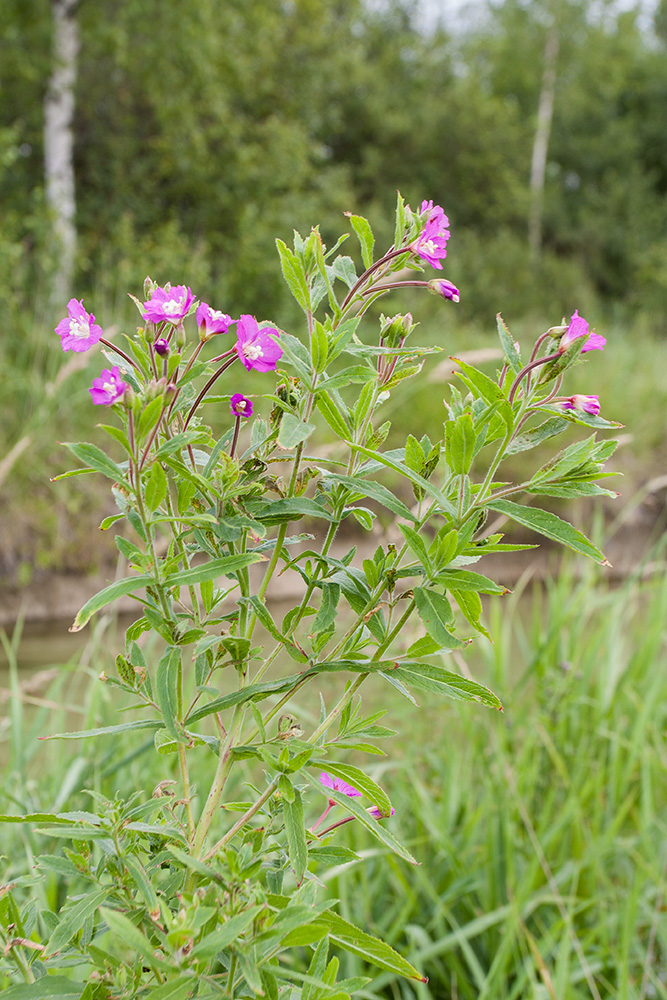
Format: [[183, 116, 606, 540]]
[[2, 556, 667, 996]]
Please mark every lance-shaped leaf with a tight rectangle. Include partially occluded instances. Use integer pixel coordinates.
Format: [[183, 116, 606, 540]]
[[413, 587, 469, 650], [99, 906, 172, 971], [44, 888, 110, 957], [349, 443, 457, 517], [496, 314, 522, 373], [278, 412, 316, 450], [394, 661, 502, 709], [303, 772, 416, 865], [283, 787, 308, 883], [435, 569, 508, 595], [321, 909, 427, 982], [346, 213, 375, 268], [63, 441, 127, 482], [189, 905, 266, 958], [42, 719, 161, 740], [487, 498, 608, 564], [156, 646, 185, 744], [311, 761, 391, 817], [276, 238, 310, 310], [167, 551, 263, 587], [70, 574, 152, 632], [323, 473, 417, 522]]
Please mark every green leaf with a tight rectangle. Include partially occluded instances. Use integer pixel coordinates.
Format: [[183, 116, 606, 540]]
[[311, 761, 391, 817], [167, 551, 263, 587], [278, 412, 316, 450], [144, 460, 168, 511], [43, 719, 161, 740], [283, 788, 308, 883], [309, 845, 361, 865], [276, 238, 310, 310], [496, 314, 522, 373], [316, 390, 351, 438], [279, 333, 314, 384], [123, 855, 160, 917], [330, 255, 357, 289], [303, 773, 417, 865], [242, 595, 309, 662], [413, 587, 469, 650], [70, 574, 151, 631], [326, 316, 361, 364], [140, 980, 198, 1000], [450, 588, 491, 640], [445, 413, 476, 474], [346, 213, 375, 268], [99, 906, 172, 971], [435, 569, 508, 595], [44, 888, 110, 957], [98, 422, 132, 455], [137, 396, 164, 441], [507, 416, 568, 455], [186, 673, 305, 725], [2, 980, 88, 1000], [322, 909, 427, 982], [311, 320, 329, 373], [323, 473, 417, 522], [247, 497, 335, 525], [0, 812, 71, 824], [452, 358, 513, 429], [350, 443, 457, 517], [394, 661, 502, 709], [190, 905, 266, 958], [310, 582, 340, 635], [63, 441, 126, 482], [487, 498, 608, 564], [156, 646, 184, 745], [398, 524, 431, 570]]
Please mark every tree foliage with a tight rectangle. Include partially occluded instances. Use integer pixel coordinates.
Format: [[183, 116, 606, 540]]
[[1, 0, 666, 323]]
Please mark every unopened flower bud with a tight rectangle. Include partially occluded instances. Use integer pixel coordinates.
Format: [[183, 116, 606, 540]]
[[175, 323, 186, 349], [427, 278, 460, 303], [154, 338, 170, 357], [380, 312, 415, 348], [143, 275, 158, 299], [560, 394, 601, 416]]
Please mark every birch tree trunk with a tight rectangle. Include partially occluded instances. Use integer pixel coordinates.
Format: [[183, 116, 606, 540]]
[[44, 0, 79, 304], [528, 25, 559, 260]]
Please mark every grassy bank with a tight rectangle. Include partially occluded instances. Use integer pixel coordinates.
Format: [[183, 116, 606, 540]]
[[2, 553, 667, 995]]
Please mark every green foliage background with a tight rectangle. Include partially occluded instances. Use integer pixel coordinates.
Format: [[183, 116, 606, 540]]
[[1, 0, 666, 576]]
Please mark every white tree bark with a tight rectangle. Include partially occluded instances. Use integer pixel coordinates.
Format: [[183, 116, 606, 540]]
[[529, 25, 559, 260], [44, 0, 79, 304]]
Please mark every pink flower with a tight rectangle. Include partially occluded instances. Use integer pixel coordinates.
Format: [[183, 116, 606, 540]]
[[420, 200, 447, 224], [560, 394, 601, 416], [142, 285, 194, 325], [196, 302, 234, 341], [55, 299, 104, 353], [428, 278, 460, 302], [230, 393, 253, 418], [319, 771, 362, 798], [368, 805, 396, 820], [558, 311, 606, 354], [412, 212, 451, 270], [235, 315, 283, 372], [89, 366, 127, 406]]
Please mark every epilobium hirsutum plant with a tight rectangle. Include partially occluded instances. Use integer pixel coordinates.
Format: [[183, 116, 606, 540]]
[[1, 196, 621, 996]]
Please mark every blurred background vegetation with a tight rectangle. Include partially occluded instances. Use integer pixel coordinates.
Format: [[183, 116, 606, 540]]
[[1, 0, 666, 578]]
